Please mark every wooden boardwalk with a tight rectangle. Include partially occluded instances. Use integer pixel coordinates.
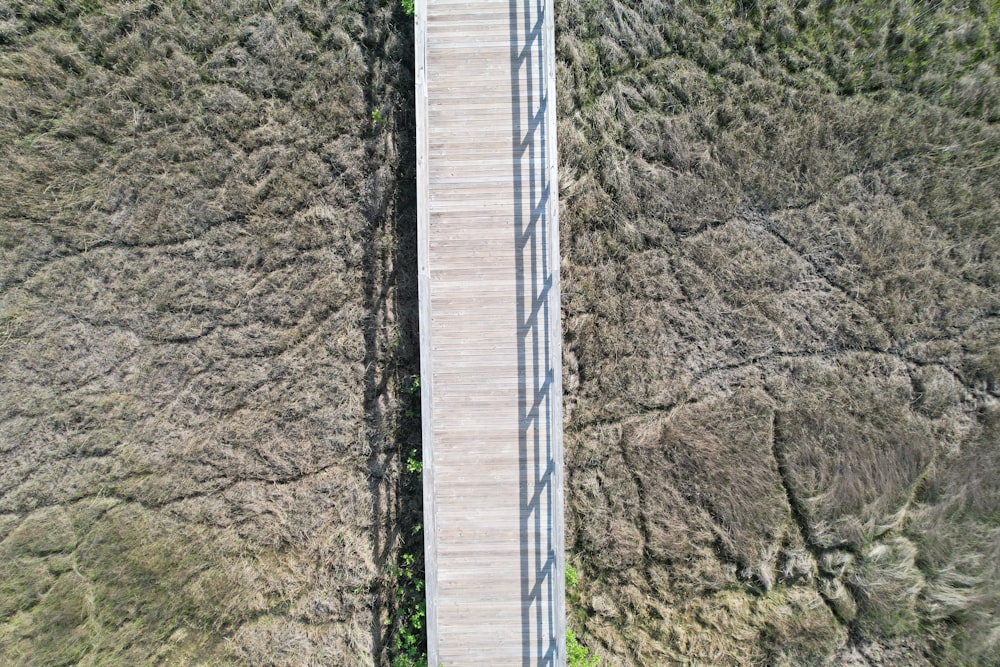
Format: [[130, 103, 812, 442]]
[[415, 0, 565, 664]]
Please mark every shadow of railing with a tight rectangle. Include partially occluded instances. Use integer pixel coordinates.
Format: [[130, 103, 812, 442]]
[[510, 0, 561, 663], [364, 6, 423, 665]]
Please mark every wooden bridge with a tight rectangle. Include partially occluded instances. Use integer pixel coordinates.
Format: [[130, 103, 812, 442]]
[[415, 0, 565, 664]]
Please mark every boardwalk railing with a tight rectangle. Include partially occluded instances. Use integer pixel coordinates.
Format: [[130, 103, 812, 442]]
[[415, 0, 565, 663]]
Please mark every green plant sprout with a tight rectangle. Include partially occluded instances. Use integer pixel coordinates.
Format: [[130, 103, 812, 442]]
[[391, 550, 427, 667], [565, 563, 579, 589], [406, 449, 423, 474], [405, 375, 421, 419], [567, 630, 600, 667], [564, 563, 599, 665]]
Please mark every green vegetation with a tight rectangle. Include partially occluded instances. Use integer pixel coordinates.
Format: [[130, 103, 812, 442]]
[[403, 378, 423, 473], [565, 562, 579, 589], [401, 0, 414, 18], [405, 375, 421, 419], [567, 629, 601, 667], [389, 552, 427, 667], [564, 563, 599, 665], [389, 374, 426, 666], [406, 449, 423, 474]]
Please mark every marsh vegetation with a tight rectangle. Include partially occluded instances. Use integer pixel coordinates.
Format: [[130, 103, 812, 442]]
[[1, 0, 421, 662], [557, 1, 998, 664], [0, 0, 997, 664]]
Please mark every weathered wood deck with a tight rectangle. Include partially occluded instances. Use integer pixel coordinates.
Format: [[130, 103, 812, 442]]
[[415, 0, 565, 664]]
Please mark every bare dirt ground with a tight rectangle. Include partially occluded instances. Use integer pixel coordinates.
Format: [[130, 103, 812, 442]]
[[0, 0, 997, 665]]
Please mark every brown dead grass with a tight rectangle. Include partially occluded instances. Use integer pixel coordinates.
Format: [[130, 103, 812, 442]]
[[558, 0, 999, 664], [1, 0, 997, 664], [771, 355, 936, 550], [1, 0, 419, 664]]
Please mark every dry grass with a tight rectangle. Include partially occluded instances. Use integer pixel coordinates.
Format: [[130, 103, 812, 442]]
[[1, 0, 419, 663], [848, 536, 925, 637], [771, 355, 936, 549], [651, 390, 788, 589], [905, 403, 1000, 664], [558, 0, 999, 664]]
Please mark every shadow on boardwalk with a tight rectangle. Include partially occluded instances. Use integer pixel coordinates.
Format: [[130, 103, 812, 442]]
[[511, 0, 562, 663]]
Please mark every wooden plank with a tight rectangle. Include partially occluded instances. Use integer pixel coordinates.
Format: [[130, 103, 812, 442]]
[[417, 0, 565, 664]]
